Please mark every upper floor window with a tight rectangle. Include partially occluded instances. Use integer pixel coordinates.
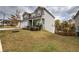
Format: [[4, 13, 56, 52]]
[[31, 13, 36, 18], [36, 10, 42, 16], [23, 15, 29, 20]]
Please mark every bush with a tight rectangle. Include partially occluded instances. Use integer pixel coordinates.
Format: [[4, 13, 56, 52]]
[[55, 31, 75, 36]]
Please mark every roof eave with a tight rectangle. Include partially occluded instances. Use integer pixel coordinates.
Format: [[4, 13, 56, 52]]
[[44, 8, 55, 19]]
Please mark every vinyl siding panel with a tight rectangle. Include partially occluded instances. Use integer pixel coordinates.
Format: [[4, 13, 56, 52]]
[[75, 15, 79, 32], [42, 10, 55, 33]]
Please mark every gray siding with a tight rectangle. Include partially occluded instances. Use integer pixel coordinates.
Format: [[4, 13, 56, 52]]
[[75, 15, 79, 32]]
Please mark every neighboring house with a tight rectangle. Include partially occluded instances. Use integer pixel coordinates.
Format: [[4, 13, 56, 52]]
[[0, 19, 9, 26], [0, 19, 5, 26], [0, 20, 2, 25], [73, 11, 79, 36], [17, 6, 55, 33], [8, 15, 21, 26]]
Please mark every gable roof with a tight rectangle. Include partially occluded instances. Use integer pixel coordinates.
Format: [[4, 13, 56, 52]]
[[35, 6, 55, 18], [22, 12, 30, 17], [44, 7, 55, 18], [23, 6, 55, 19]]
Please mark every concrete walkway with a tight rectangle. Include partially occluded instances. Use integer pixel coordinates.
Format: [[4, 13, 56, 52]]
[[0, 40, 2, 52], [0, 28, 20, 31]]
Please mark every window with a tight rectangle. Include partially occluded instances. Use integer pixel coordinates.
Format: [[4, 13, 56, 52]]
[[31, 13, 36, 18], [36, 10, 42, 16]]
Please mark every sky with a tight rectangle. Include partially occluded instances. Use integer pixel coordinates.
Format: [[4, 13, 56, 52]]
[[0, 6, 79, 20]]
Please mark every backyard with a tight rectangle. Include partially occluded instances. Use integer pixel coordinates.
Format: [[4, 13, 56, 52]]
[[0, 30, 79, 52]]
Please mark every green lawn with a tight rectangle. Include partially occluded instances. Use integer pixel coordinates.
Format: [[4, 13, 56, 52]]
[[0, 30, 79, 52], [0, 25, 16, 28], [4, 25, 16, 28]]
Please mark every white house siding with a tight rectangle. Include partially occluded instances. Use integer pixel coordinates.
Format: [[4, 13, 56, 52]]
[[16, 12, 28, 28], [42, 10, 55, 33], [75, 15, 79, 32], [21, 20, 29, 28], [17, 20, 28, 28]]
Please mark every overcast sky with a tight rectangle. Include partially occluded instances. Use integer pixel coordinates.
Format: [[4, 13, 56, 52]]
[[0, 6, 79, 20]]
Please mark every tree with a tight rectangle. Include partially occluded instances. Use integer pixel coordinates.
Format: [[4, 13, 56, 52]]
[[68, 20, 75, 32], [55, 19, 61, 32], [0, 11, 6, 26], [9, 15, 18, 26], [61, 21, 69, 32], [61, 20, 75, 32]]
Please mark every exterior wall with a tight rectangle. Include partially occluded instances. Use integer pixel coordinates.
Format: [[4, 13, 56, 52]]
[[35, 9, 43, 16], [19, 7, 55, 33], [75, 15, 79, 32], [42, 10, 55, 33], [21, 20, 29, 28], [16, 11, 24, 21], [17, 20, 29, 28]]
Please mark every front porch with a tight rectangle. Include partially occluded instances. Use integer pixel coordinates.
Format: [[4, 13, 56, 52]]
[[27, 18, 44, 31]]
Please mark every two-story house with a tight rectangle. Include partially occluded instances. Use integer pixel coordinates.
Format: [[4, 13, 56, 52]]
[[17, 6, 55, 33]]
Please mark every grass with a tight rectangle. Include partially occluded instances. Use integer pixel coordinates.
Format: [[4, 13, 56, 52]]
[[0, 25, 3, 28], [3, 26, 16, 28], [0, 30, 79, 52], [0, 25, 15, 28]]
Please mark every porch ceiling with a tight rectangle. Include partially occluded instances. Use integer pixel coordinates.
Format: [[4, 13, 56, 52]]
[[28, 17, 42, 20]]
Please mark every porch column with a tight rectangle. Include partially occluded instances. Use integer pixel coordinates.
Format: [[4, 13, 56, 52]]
[[32, 19, 33, 27], [41, 17, 42, 24], [40, 17, 43, 29]]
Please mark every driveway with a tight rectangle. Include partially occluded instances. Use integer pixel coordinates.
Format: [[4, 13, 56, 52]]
[[0, 28, 20, 31]]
